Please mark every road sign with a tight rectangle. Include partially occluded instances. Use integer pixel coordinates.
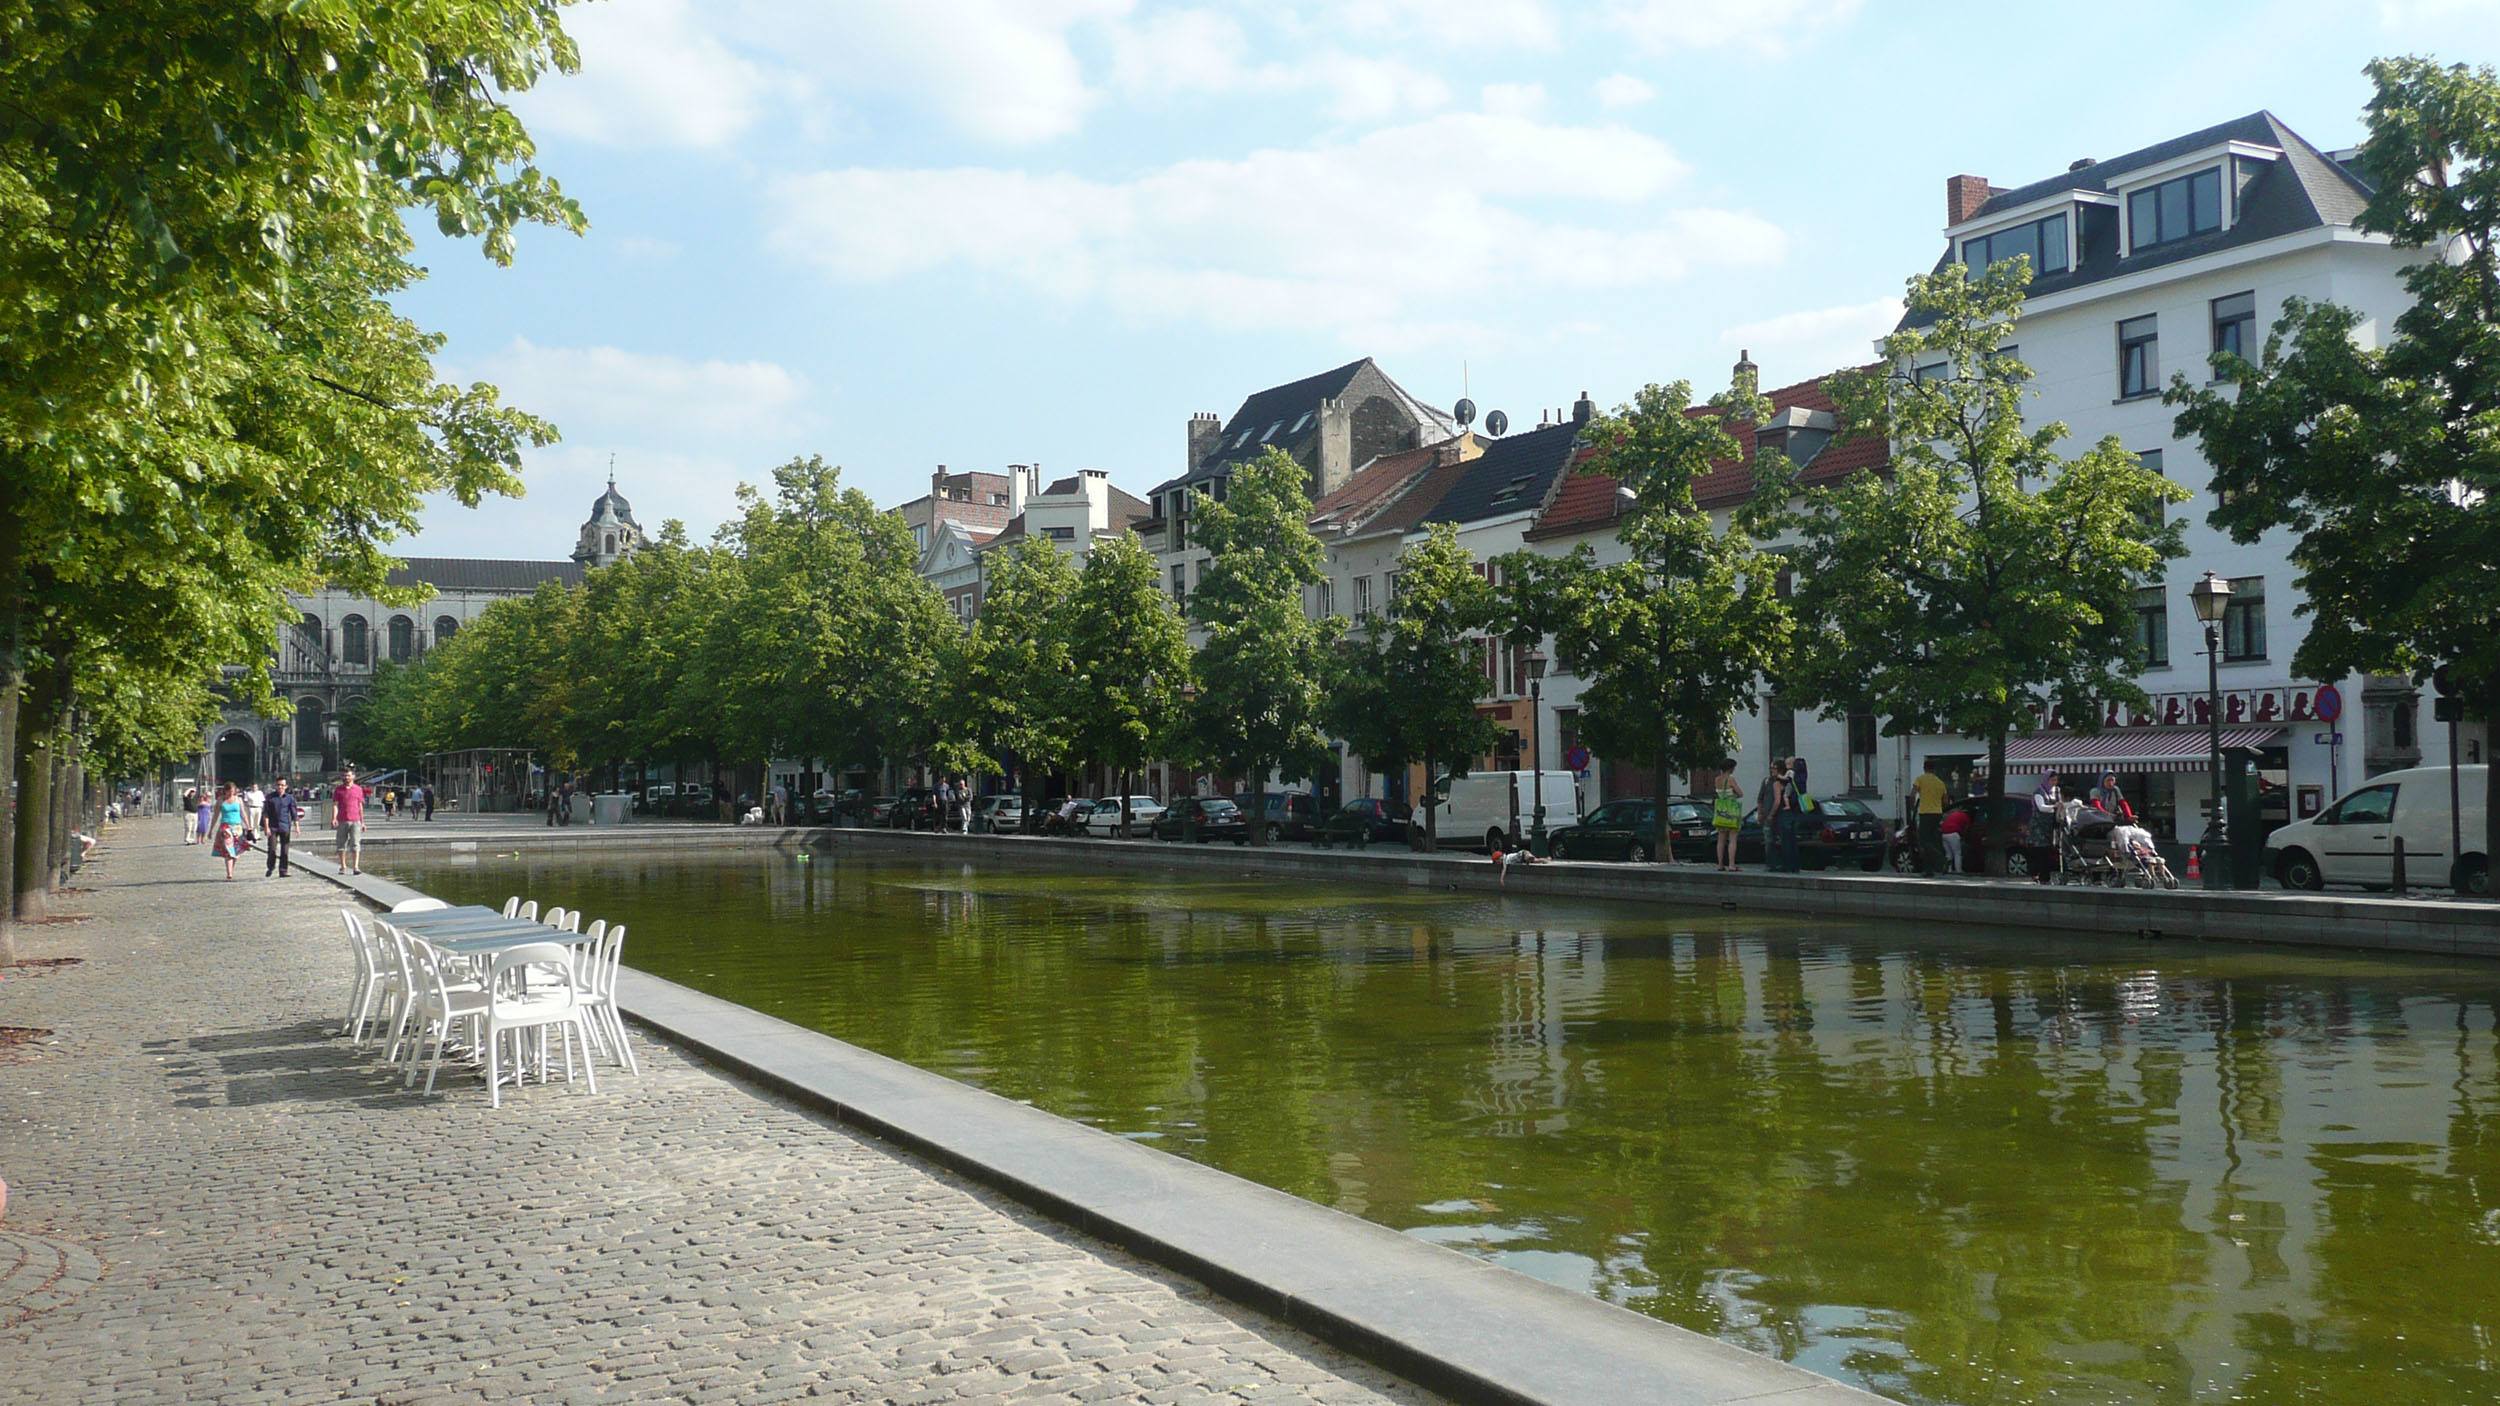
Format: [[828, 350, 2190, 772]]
[[2314, 732, 2342, 745], [2315, 682, 2343, 723], [1564, 744, 1590, 772]]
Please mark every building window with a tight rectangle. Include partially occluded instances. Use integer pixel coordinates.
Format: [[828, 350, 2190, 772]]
[[1315, 580, 1334, 618], [2135, 587, 2170, 668], [388, 615, 415, 662], [1170, 564, 1188, 604], [1961, 212, 2070, 277], [1914, 360, 1950, 386], [1384, 570, 1402, 618], [2118, 315, 2159, 398], [2128, 167, 2223, 251], [341, 614, 369, 665], [2211, 291, 2256, 373], [294, 697, 324, 754], [434, 615, 459, 644], [2136, 448, 2166, 530], [1846, 711, 1878, 792], [2222, 577, 2266, 660], [1768, 699, 1796, 761], [1043, 526, 1075, 542], [1353, 575, 1373, 618]]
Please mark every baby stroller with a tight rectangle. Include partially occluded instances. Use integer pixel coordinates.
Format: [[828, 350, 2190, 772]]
[[2110, 823, 2181, 889], [2050, 800, 2127, 886]]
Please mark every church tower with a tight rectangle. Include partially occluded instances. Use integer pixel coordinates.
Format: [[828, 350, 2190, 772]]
[[573, 467, 644, 568]]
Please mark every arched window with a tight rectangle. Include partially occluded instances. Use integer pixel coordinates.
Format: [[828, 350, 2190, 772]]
[[603, 531, 616, 556], [341, 614, 369, 665], [388, 615, 414, 662], [294, 697, 325, 753], [300, 612, 323, 644], [433, 615, 459, 644]]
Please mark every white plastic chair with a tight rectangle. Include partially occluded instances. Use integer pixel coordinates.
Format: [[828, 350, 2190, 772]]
[[552, 908, 582, 935], [401, 935, 492, 1094], [501, 896, 523, 918], [542, 905, 568, 930], [482, 943, 599, 1109], [340, 908, 392, 1043], [392, 897, 450, 913], [515, 901, 539, 922], [571, 922, 637, 1076]]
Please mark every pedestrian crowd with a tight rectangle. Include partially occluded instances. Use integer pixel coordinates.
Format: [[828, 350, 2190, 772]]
[[176, 768, 433, 879]]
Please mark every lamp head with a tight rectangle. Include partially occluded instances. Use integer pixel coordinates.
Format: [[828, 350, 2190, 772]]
[[2188, 570, 2231, 624], [1525, 646, 1547, 682]]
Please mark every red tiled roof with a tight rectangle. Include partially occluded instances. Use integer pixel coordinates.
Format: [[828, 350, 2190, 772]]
[[1308, 441, 1446, 534], [1524, 369, 1888, 541], [1346, 453, 1472, 538]]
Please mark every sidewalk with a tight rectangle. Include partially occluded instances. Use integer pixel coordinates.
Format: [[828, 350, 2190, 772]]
[[0, 824, 1435, 1405]]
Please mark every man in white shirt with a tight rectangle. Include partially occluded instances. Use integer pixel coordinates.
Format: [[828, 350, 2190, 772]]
[[242, 781, 267, 842]]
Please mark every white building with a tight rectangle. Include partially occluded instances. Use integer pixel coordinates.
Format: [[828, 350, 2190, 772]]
[[1882, 111, 2453, 840]]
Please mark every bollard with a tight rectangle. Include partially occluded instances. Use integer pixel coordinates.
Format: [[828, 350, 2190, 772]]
[[2392, 836, 2408, 897]]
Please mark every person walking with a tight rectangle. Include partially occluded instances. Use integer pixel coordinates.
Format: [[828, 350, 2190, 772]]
[[381, 786, 395, 820], [1758, 761, 1802, 873], [421, 783, 436, 821], [242, 779, 266, 843], [263, 777, 301, 877], [958, 777, 973, 835], [1712, 773, 1744, 872], [1912, 761, 1948, 876], [333, 768, 368, 875], [181, 786, 200, 844], [194, 787, 216, 849], [212, 783, 247, 880]]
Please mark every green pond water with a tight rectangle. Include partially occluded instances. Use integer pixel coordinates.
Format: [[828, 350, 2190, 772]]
[[381, 848, 2500, 1405]]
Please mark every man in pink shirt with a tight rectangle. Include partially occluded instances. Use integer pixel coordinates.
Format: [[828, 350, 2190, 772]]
[[333, 769, 369, 875]]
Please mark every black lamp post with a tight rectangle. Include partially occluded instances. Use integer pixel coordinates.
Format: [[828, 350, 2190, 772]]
[[2188, 571, 2232, 889], [1526, 647, 1549, 854]]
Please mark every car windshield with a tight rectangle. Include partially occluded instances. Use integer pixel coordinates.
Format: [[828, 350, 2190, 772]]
[[1665, 803, 1703, 823], [1202, 800, 1239, 815], [1585, 802, 1642, 826], [1821, 797, 1873, 818]]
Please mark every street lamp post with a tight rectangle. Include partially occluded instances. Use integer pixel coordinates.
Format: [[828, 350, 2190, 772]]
[[1526, 647, 1548, 855], [2188, 571, 2233, 890]]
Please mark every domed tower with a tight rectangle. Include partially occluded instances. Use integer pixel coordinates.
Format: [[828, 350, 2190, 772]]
[[573, 469, 644, 568]]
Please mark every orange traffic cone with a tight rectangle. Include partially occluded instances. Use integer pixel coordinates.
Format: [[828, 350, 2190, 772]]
[[2184, 845, 2202, 882]]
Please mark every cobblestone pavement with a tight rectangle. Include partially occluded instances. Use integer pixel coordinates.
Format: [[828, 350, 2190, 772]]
[[0, 825, 1440, 1405]]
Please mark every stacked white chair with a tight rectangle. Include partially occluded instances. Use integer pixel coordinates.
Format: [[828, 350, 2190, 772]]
[[400, 931, 492, 1094], [482, 943, 599, 1109], [501, 896, 523, 918], [571, 922, 638, 1075], [515, 901, 539, 922]]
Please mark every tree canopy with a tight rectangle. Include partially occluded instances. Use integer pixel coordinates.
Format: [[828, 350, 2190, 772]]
[[1330, 523, 1499, 847]]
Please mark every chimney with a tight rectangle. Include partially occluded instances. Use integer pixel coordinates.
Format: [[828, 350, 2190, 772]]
[[1732, 349, 1759, 402], [1187, 411, 1222, 472], [1571, 390, 1595, 427], [1947, 173, 1993, 225], [931, 466, 947, 522], [1007, 464, 1030, 518], [2068, 157, 2096, 172]]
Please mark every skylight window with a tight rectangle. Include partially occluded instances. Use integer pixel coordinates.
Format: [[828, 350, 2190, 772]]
[[1233, 429, 1254, 449], [1262, 420, 1284, 443], [1490, 475, 1535, 505], [1291, 411, 1314, 433]]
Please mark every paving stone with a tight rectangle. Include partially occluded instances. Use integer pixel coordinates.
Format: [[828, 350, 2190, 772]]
[[0, 827, 1442, 1406]]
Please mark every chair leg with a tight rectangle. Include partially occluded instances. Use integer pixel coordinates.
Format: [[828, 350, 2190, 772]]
[[486, 1025, 502, 1109], [609, 1006, 638, 1077], [578, 1020, 598, 1096], [422, 1022, 450, 1095]]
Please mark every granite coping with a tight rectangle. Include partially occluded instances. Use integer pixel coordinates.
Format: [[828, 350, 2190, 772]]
[[303, 849, 1887, 1404]]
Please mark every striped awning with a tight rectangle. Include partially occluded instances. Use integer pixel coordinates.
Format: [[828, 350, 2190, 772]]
[[2000, 726, 2284, 775]]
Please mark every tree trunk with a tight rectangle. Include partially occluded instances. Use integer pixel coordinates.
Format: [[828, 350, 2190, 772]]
[[1652, 755, 1674, 864], [1420, 751, 1437, 850], [1982, 729, 2010, 878], [1119, 765, 1132, 835], [2481, 672, 2499, 900], [0, 496, 21, 965], [13, 726, 53, 920]]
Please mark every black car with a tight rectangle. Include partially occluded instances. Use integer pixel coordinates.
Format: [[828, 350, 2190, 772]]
[[886, 787, 941, 830], [1735, 795, 1888, 870], [1888, 795, 2056, 878], [1547, 798, 1714, 863], [1152, 796, 1250, 844], [1315, 797, 1410, 847], [1259, 792, 1322, 843]]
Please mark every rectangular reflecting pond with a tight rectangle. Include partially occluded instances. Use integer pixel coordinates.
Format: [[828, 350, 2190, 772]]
[[380, 847, 2500, 1405]]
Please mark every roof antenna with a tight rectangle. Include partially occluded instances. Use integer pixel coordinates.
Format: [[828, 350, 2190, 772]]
[[607, 452, 617, 492]]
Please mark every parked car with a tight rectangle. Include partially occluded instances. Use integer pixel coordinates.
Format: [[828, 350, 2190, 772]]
[[1038, 797, 1093, 835], [886, 787, 941, 830], [1315, 797, 1411, 848], [1890, 795, 2056, 878], [1735, 795, 1887, 870], [2266, 764, 2488, 894], [1152, 796, 1250, 844], [1258, 792, 1323, 843], [1547, 798, 1714, 863], [1082, 796, 1167, 838], [973, 793, 1026, 834], [1425, 770, 1585, 851]]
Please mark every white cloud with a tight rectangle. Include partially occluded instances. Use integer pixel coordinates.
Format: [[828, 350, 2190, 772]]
[[1103, 11, 1451, 123], [612, 235, 681, 262], [1334, 0, 1560, 50], [769, 112, 1781, 344], [468, 339, 813, 441], [521, 0, 777, 149], [1718, 296, 1903, 381], [785, 0, 1127, 145], [1481, 82, 1549, 118], [1594, 73, 1656, 109], [1603, 0, 1862, 55]]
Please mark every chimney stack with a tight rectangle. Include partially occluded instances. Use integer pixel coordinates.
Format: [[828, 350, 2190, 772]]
[[1187, 411, 1222, 472], [1732, 349, 1760, 400], [1571, 390, 1595, 427], [1946, 174, 1993, 225], [1008, 464, 1030, 518]]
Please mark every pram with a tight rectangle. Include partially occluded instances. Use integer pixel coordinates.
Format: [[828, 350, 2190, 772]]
[[2050, 800, 2127, 886], [2111, 823, 2181, 889]]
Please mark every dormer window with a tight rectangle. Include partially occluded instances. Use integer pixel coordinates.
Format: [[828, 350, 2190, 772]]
[[1261, 420, 1284, 443], [1961, 212, 2069, 277], [2128, 167, 2222, 252]]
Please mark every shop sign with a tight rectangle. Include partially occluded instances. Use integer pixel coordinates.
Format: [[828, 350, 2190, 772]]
[[2031, 685, 2336, 733]]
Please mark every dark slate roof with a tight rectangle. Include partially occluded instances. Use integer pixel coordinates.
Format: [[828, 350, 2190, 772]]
[[382, 558, 586, 592], [1150, 358, 1452, 496], [1901, 111, 2374, 329], [1419, 419, 1582, 528]]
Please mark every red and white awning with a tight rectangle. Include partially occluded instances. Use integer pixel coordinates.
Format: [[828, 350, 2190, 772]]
[[1999, 726, 2284, 775]]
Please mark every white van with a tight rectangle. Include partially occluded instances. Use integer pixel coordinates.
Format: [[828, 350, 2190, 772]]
[[2265, 764, 2488, 894], [1427, 771, 1584, 851]]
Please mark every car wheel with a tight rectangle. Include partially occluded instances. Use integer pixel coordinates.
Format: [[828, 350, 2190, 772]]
[[1267, 823, 1284, 843], [1485, 828, 1505, 853], [1627, 842, 1651, 863], [1355, 828, 1371, 849], [2278, 848, 2325, 891], [2006, 849, 2034, 879], [2456, 854, 2490, 897]]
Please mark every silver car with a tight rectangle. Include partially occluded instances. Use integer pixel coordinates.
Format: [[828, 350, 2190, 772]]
[[1081, 796, 1167, 839]]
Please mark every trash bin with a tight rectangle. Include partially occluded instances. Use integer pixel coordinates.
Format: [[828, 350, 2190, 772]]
[[2225, 751, 2265, 890], [568, 792, 596, 826], [592, 792, 631, 827]]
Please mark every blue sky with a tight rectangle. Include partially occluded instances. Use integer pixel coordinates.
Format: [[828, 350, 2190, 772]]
[[400, 0, 2500, 560]]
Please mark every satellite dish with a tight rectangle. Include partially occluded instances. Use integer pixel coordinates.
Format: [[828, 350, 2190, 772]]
[[1485, 409, 1509, 437], [1452, 397, 1476, 428]]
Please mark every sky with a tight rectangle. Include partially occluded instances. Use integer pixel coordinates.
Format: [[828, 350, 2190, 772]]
[[398, 0, 2500, 560]]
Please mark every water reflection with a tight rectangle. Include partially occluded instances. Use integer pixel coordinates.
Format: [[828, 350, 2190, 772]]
[[386, 850, 2500, 1405]]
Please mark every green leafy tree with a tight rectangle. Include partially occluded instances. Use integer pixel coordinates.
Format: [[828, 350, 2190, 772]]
[[1498, 379, 1796, 861], [1772, 261, 2185, 873], [1328, 524, 1500, 847], [1067, 534, 1191, 832], [1186, 449, 1339, 845], [962, 537, 1082, 797], [2168, 56, 2500, 894]]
